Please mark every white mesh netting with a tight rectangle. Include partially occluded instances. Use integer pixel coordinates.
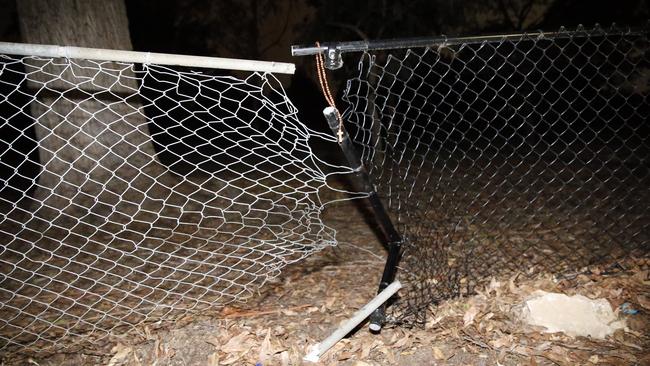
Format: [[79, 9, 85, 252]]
[[0, 53, 349, 354]]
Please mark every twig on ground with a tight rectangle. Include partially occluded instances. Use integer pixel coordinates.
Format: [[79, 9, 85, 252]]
[[460, 330, 493, 351], [220, 304, 312, 319]]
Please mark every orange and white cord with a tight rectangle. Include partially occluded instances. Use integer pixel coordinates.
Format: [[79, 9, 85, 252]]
[[315, 42, 344, 143]]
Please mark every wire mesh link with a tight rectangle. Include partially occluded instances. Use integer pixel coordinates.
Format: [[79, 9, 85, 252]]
[[342, 25, 650, 325], [0, 54, 348, 355]]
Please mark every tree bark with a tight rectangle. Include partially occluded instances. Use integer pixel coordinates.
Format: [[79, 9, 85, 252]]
[[16, 0, 168, 229]]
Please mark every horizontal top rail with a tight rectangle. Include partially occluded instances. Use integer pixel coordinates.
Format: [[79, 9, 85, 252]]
[[291, 25, 647, 58], [0, 42, 296, 74]]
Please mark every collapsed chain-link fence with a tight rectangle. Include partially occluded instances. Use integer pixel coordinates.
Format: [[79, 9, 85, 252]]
[[0, 53, 352, 355], [2, 24, 649, 357], [341, 25, 649, 325]]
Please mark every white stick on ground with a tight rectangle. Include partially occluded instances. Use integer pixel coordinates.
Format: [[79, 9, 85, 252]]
[[303, 281, 403, 363], [0, 42, 295, 74]]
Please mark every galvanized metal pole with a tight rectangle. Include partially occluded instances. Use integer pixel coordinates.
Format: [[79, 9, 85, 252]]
[[0, 42, 296, 74]]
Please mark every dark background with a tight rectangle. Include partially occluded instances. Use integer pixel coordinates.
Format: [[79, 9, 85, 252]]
[[0, 0, 648, 196], [0, 0, 647, 129], [1, 0, 648, 89]]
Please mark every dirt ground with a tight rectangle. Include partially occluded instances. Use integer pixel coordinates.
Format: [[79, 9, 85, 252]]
[[2, 196, 640, 366]]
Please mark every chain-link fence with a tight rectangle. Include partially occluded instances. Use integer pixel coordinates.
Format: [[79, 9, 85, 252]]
[[0, 50, 351, 356], [341, 25, 649, 325]]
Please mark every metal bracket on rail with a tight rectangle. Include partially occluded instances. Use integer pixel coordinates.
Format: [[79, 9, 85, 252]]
[[291, 43, 345, 70], [324, 46, 343, 70]]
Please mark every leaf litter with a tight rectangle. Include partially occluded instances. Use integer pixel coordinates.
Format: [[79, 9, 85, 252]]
[[18, 199, 650, 366]]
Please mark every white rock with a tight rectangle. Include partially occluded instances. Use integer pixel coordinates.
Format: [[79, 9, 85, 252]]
[[520, 291, 625, 339]]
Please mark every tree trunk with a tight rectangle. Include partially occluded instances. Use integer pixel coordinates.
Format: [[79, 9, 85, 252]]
[[16, 0, 169, 229]]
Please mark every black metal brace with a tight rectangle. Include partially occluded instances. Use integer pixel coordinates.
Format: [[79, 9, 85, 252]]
[[322, 107, 403, 331]]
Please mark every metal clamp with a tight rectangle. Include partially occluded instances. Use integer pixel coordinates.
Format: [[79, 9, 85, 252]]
[[324, 47, 343, 70]]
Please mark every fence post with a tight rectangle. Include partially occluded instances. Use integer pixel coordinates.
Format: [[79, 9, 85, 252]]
[[322, 107, 403, 330]]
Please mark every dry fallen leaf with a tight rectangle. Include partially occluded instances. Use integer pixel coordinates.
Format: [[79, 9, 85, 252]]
[[222, 331, 251, 353], [463, 305, 480, 327], [509, 273, 520, 293], [107, 343, 133, 366], [393, 333, 411, 348], [221, 353, 243, 365], [326, 296, 337, 308], [280, 350, 290, 366], [205, 336, 220, 348], [337, 351, 354, 361], [258, 328, 272, 364], [637, 294, 650, 310], [282, 309, 298, 316], [351, 361, 372, 366], [360, 339, 373, 359], [273, 325, 286, 336], [385, 349, 396, 364], [491, 335, 513, 349], [207, 352, 220, 366], [512, 345, 530, 356], [534, 341, 552, 351], [426, 315, 446, 328], [487, 277, 501, 294], [432, 346, 446, 360]]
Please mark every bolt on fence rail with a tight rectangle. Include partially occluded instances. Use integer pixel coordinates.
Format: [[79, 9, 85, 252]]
[[295, 24, 650, 326]]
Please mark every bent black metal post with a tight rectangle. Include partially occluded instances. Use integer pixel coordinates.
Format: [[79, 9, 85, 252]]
[[322, 107, 402, 331]]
